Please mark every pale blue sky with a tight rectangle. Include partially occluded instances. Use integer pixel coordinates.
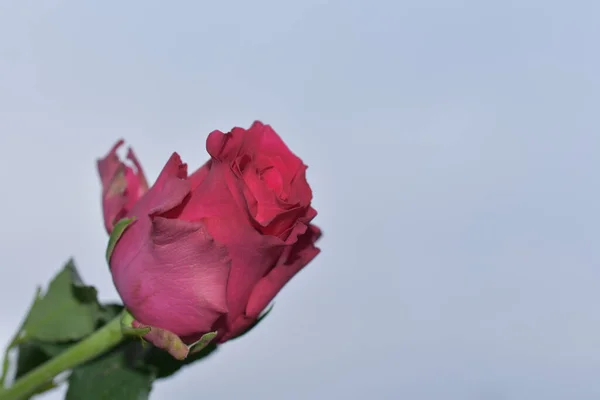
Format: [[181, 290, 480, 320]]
[[1, 1, 599, 399]]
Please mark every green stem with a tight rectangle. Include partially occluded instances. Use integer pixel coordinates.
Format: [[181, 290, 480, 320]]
[[0, 311, 126, 400]]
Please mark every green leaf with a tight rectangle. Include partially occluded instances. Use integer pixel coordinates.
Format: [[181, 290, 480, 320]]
[[14, 342, 50, 380], [9, 307, 117, 383], [106, 217, 136, 264], [66, 343, 155, 400], [19, 260, 102, 342], [9, 305, 119, 397], [2, 263, 112, 388], [231, 303, 274, 341], [14, 341, 68, 376]]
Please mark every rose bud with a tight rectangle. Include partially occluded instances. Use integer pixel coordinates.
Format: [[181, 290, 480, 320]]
[[100, 121, 321, 359], [97, 140, 148, 233]]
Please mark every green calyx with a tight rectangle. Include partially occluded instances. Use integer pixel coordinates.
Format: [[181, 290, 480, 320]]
[[119, 309, 217, 360], [189, 332, 218, 354], [120, 310, 151, 336]]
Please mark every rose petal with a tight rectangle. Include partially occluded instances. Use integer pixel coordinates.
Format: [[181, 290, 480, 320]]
[[111, 217, 231, 338], [126, 147, 149, 195], [206, 127, 246, 161], [219, 314, 255, 342], [288, 164, 313, 206], [97, 140, 125, 189], [177, 160, 249, 225], [245, 224, 321, 318], [242, 166, 290, 227], [274, 206, 317, 242], [111, 153, 192, 273], [188, 159, 212, 190], [131, 152, 190, 216], [246, 121, 303, 176]]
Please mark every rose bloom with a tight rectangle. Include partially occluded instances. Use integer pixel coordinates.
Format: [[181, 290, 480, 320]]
[[98, 121, 321, 358]]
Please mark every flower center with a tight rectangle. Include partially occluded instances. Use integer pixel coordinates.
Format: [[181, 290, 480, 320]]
[[259, 165, 285, 199]]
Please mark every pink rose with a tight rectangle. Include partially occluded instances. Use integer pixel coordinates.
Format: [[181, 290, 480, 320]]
[[98, 121, 321, 359]]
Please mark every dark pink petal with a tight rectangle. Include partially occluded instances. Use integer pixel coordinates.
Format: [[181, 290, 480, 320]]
[[206, 127, 246, 161], [126, 152, 189, 218], [180, 164, 293, 330], [242, 165, 288, 227], [178, 163, 284, 324], [258, 165, 284, 197], [188, 159, 212, 190], [275, 206, 317, 242], [273, 213, 309, 242], [177, 160, 250, 226], [218, 314, 255, 343], [245, 224, 321, 319], [246, 121, 303, 175], [288, 163, 312, 206]]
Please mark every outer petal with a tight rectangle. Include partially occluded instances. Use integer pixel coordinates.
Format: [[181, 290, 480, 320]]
[[218, 224, 321, 343], [188, 159, 212, 190], [128, 152, 189, 219], [112, 216, 230, 339], [222, 314, 257, 342], [275, 206, 317, 242], [245, 224, 322, 320], [206, 127, 246, 161], [112, 153, 191, 272], [288, 163, 313, 208], [97, 140, 148, 233]]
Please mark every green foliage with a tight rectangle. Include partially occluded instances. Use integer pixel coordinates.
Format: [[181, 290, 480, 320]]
[[1, 261, 104, 383], [66, 343, 155, 400], [1, 261, 112, 397], [20, 260, 102, 342], [1, 259, 219, 399]]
